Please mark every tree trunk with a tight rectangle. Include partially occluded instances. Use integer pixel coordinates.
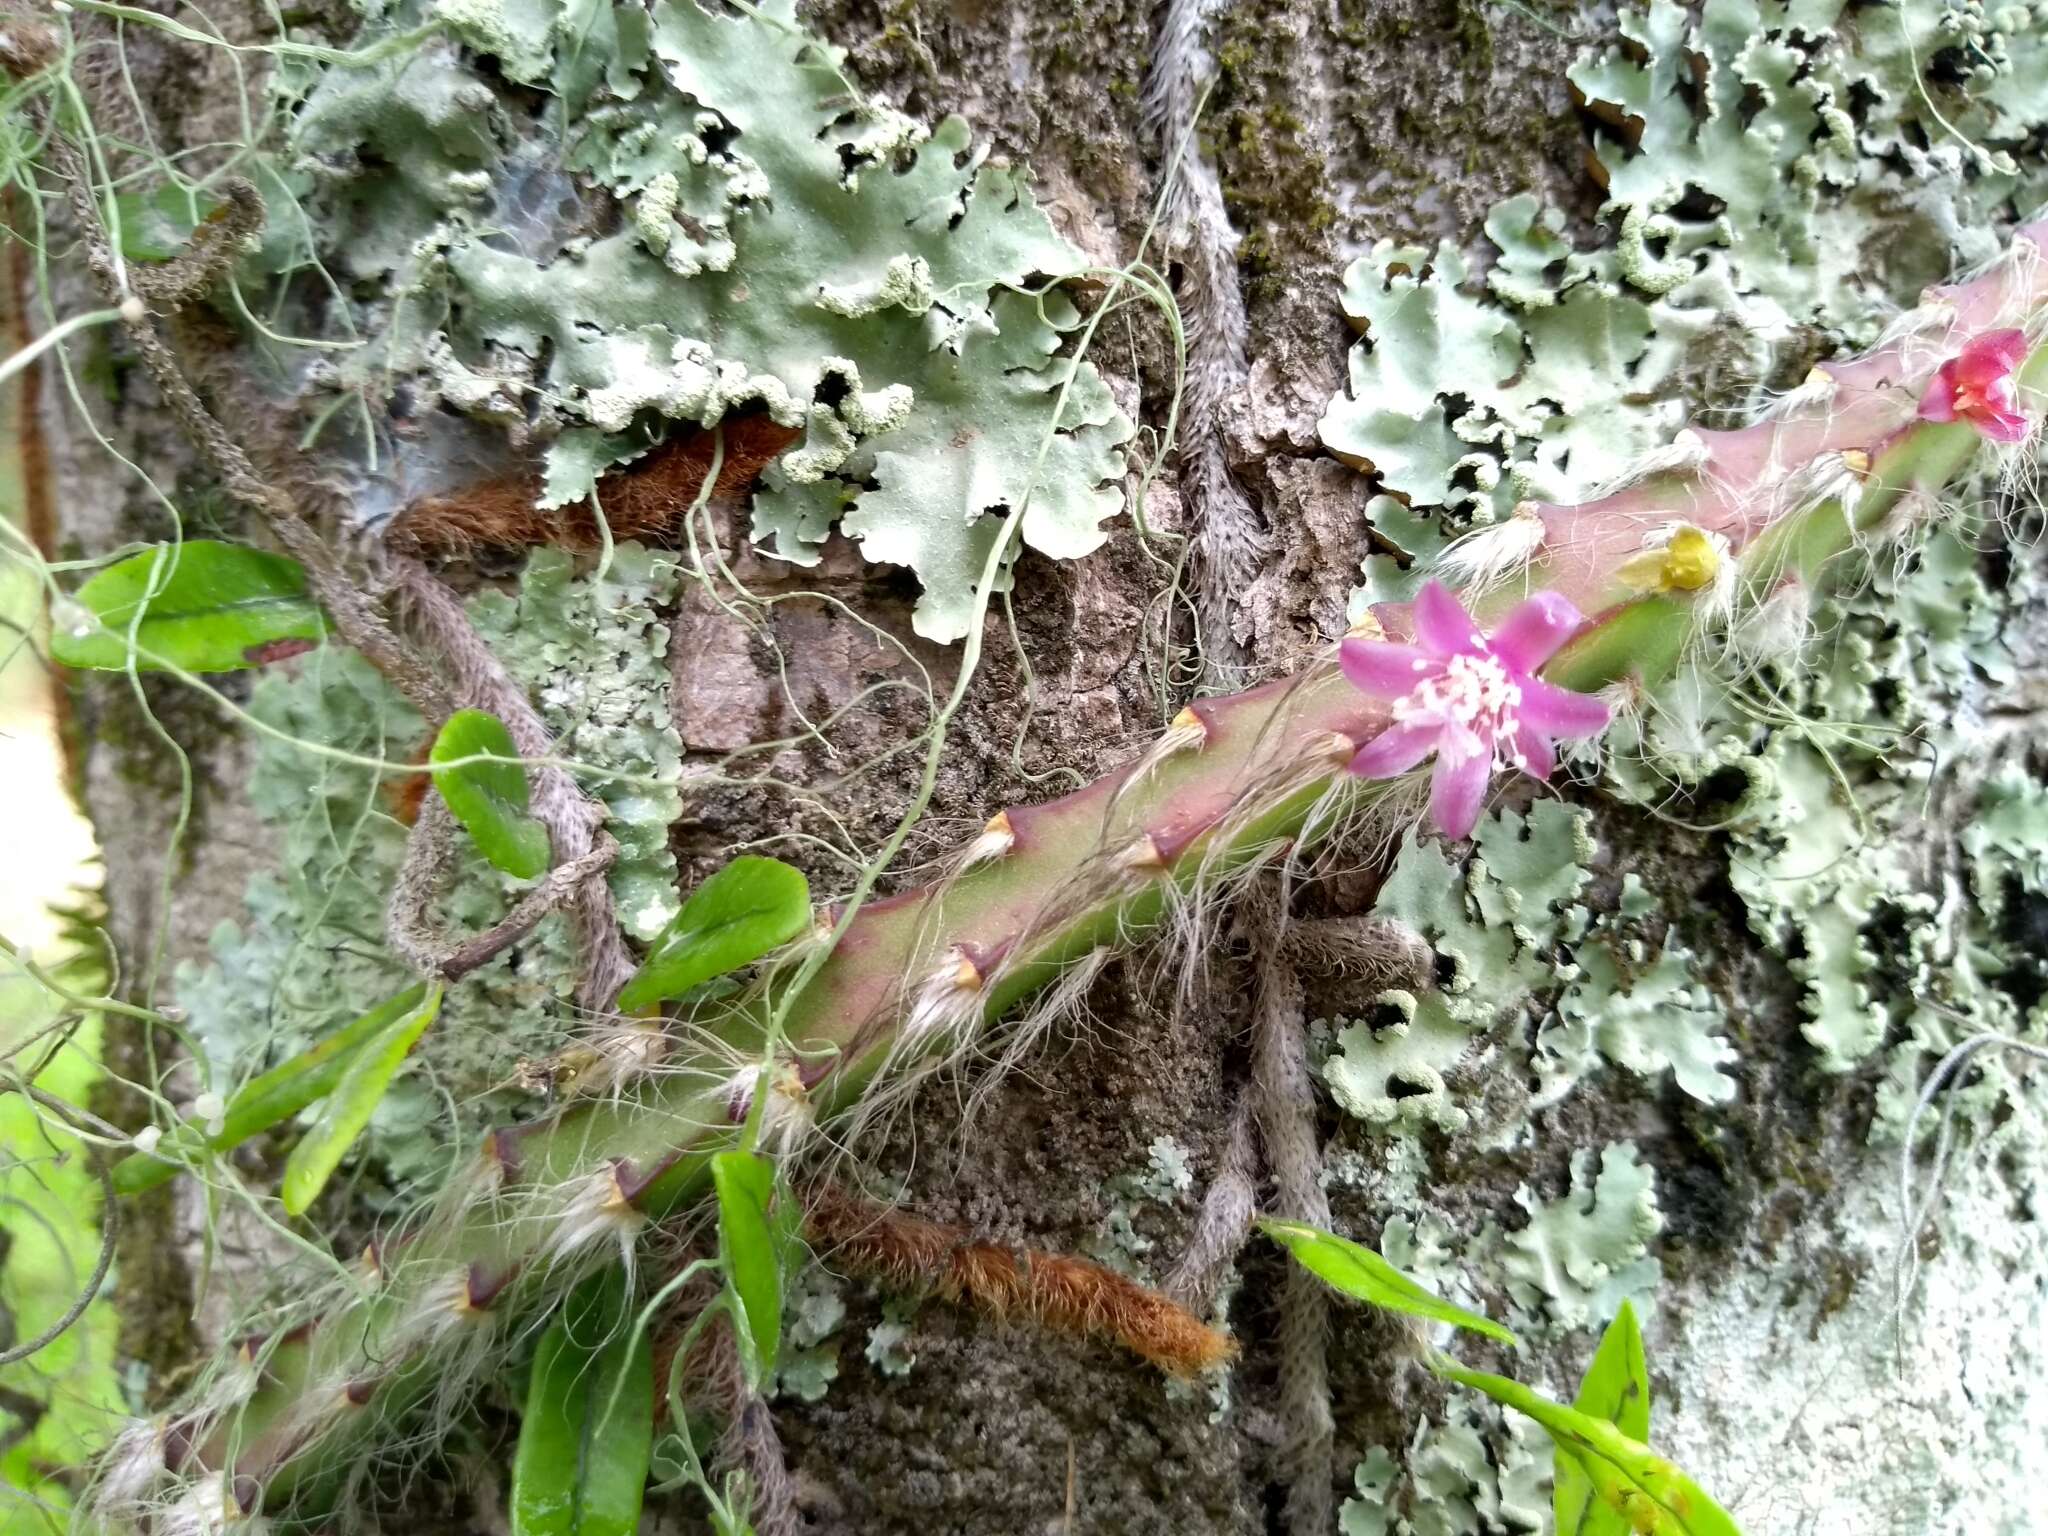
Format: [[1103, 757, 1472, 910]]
[[13, 1, 2048, 1533]]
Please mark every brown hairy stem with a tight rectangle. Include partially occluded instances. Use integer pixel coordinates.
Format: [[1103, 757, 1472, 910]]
[[388, 798, 621, 983], [390, 415, 802, 554], [46, 135, 454, 720], [803, 1183, 1236, 1378], [389, 559, 642, 1008], [1245, 882, 1334, 1536]]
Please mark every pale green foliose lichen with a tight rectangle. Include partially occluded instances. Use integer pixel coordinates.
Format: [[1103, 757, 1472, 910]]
[[1325, 0, 2048, 623], [469, 543, 684, 939], [1339, 1402, 1550, 1536], [1088, 1135, 1197, 1275], [865, 1298, 920, 1377], [775, 1265, 849, 1404], [1493, 1142, 1663, 1338], [272, 0, 1132, 642], [1606, 518, 2044, 1104], [1320, 801, 1734, 1129], [1539, 934, 1738, 1106]]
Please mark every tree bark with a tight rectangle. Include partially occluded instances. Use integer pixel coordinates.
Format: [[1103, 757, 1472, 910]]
[[21, 1, 2048, 1533]]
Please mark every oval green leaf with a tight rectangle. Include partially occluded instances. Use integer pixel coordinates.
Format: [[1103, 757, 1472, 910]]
[[1557, 1301, 1653, 1535], [616, 856, 811, 1013], [1442, 1363, 1743, 1536], [279, 984, 442, 1216], [114, 184, 225, 263], [512, 1270, 654, 1536], [1258, 1216, 1518, 1347], [711, 1149, 795, 1390], [49, 540, 327, 673], [430, 709, 552, 880], [114, 983, 431, 1197]]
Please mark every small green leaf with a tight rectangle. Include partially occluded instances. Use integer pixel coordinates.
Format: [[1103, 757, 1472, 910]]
[[1557, 1301, 1653, 1535], [616, 857, 811, 1012], [1258, 1217, 1519, 1347], [430, 709, 552, 879], [711, 1150, 796, 1390], [114, 184, 224, 263], [113, 984, 431, 1197], [512, 1270, 655, 1536], [279, 984, 442, 1216], [49, 540, 328, 673], [1442, 1363, 1743, 1536]]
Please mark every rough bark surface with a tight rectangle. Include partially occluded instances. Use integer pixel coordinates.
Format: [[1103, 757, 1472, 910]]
[[30, 0, 2041, 1533]]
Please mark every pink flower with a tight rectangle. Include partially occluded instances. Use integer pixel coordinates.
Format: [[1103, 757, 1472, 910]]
[[1340, 581, 1610, 841], [1918, 328, 2032, 444]]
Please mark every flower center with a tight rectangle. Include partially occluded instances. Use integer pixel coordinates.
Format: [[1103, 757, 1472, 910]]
[[1393, 650, 1522, 738], [1954, 371, 2014, 420]]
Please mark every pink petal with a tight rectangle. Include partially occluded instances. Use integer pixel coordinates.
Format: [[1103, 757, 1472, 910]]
[[1340, 638, 1439, 698], [1516, 676, 1611, 738], [1506, 722, 1556, 781], [1413, 580, 1484, 659], [1956, 328, 2028, 386], [1429, 736, 1492, 842], [1347, 721, 1441, 779], [1976, 402, 2033, 444], [1487, 590, 1586, 674], [1918, 361, 1960, 424]]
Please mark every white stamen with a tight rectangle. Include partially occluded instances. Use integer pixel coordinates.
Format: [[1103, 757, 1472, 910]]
[[1115, 834, 1168, 873], [391, 1270, 495, 1354], [156, 1473, 266, 1536], [1130, 706, 1210, 782], [546, 1166, 646, 1266], [1157, 705, 1208, 754], [1763, 364, 1838, 420], [1391, 652, 1527, 773], [902, 951, 983, 1047], [729, 1063, 817, 1157], [1731, 581, 1812, 664], [1779, 449, 1867, 527], [1587, 429, 1711, 499]]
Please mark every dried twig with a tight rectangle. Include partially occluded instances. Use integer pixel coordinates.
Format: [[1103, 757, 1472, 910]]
[[390, 559, 639, 1007], [1163, 1093, 1257, 1309], [387, 798, 620, 982]]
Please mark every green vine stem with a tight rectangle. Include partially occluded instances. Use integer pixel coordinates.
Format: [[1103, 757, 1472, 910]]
[[102, 222, 2048, 1528]]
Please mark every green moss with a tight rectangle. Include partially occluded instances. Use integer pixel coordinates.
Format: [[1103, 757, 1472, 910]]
[[1210, 2, 1338, 297]]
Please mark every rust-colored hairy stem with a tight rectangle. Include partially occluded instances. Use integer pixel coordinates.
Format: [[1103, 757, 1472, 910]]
[[804, 1183, 1235, 1377]]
